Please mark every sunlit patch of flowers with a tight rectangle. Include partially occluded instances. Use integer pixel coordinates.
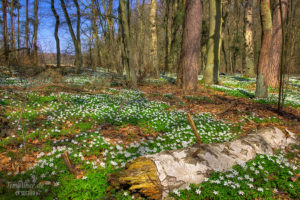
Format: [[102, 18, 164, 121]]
[[170, 154, 299, 199]]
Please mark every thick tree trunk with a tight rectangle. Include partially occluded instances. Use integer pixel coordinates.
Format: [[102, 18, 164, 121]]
[[109, 127, 297, 200], [164, 0, 170, 73], [244, 0, 256, 77], [150, 0, 159, 78], [1, 0, 9, 63], [74, 0, 82, 73], [203, 0, 222, 84], [119, 0, 137, 88], [33, 0, 39, 66], [255, 0, 272, 98], [51, 0, 61, 69], [177, 0, 202, 90], [267, 0, 288, 88]]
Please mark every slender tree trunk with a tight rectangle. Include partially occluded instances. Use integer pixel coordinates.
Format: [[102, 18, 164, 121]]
[[91, 0, 101, 71], [267, 0, 288, 88], [1, 0, 9, 63], [26, 0, 30, 56], [164, 0, 170, 73], [17, 0, 20, 49], [244, 0, 256, 77], [51, 0, 61, 68], [150, 0, 159, 78], [60, 0, 82, 73], [33, 0, 39, 66], [10, 0, 16, 50], [177, 0, 202, 90], [74, 0, 82, 73], [255, 0, 272, 98], [203, 0, 222, 84], [119, 0, 137, 88]]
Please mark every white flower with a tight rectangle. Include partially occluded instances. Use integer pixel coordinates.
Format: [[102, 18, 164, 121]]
[[124, 191, 128, 196], [173, 189, 180, 196], [196, 189, 201, 195], [54, 182, 59, 187], [257, 187, 264, 192], [213, 190, 218, 195], [186, 186, 191, 191], [238, 190, 244, 195], [82, 176, 87, 180]]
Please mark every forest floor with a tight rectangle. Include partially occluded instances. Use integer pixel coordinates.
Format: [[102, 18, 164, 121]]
[[0, 68, 299, 200]]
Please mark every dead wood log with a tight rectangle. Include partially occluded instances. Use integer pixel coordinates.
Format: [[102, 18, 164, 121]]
[[186, 113, 201, 144], [109, 127, 298, 199]]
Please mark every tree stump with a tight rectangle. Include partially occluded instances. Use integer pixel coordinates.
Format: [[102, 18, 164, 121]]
[[108, 127, 297, 199]]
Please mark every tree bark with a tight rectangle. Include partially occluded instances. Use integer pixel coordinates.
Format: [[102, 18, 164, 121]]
[[51, 0, 61, 69], [109, 127, 297, 200], [164, 0, 170, 73], [26, 0, 30, 56], [119, 0, 137, 88], [91, 0, 101, 71], [203, 0, 222, 84], [10, 0, 16, 50], [1, 0, 9, 63], [150, 0, 159, 78], [60, 0, 82, 73], [255, 0, 272, 98], [17, 0, 20, 49], [177, 0, 202, 90], [33, 0, 39, 66], [244, 0, 256, 77], [267, 0, 288, 88]]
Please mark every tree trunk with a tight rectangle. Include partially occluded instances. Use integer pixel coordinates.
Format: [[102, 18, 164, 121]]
[[203, 0, 222, 84], [109, 127, 297, 200], [267, 0, 288, 88], [164, 0, 170, 73], [51, 0, 61, 69], [33, 0, 39, 66], [10, 0, 16, 50], [17, 0, 20, 49], [26, 0, 30, 56], [244, 0, 256, 77], [255, 0, 272, 98], [150, 0, 159, 78], [91, 0, 101, 71], [119, 0, 137, 88], [177, 0, 202, 90], [1, 0, 9, 63], [60, 0, 82, 73], [74, 0, 82, 73]]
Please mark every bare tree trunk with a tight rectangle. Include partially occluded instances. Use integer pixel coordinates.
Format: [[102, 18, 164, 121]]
[[1, 0, 9, 63], [33, 0, 39, 66], [26, 0, 30, 56], [10, 0, 16, 50], [51, 0, 61, 68], [17, 0, 20, 49], [109, 127, 297, 200], [74, 0, 82, 73], [255, 0, 272, 98], [119, 0, 137, 88], [60, 0, 82, 73], [164, 0, 170, 73], [244, 0, 256, 77], [150, 0, 159, 78], [177, 0, 202, 90], [91, 0, 101, 71], [267, 0, 288, 88], [203, 0, 222, 84]]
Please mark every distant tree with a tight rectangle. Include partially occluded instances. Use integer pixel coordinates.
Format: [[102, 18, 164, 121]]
[[91, 0, 101, 71], [150, 0, 159, 78], [203, 0, 222, 84], [26, 0, 30, 56], [51, 0, 61, 68], [177, 0, 202, 90], [255, 0, 272, 98], [10, 0, 16, 50]]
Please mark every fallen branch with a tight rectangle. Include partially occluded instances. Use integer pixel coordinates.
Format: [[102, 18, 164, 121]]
[[61, 151, 76, 175], [186, 113, 201, 144], [109, 127, 297, 199]]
